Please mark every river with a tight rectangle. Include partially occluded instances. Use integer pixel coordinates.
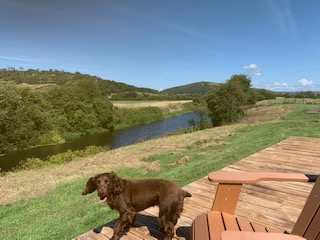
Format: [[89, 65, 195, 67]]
[[0, 112, 202, 171]]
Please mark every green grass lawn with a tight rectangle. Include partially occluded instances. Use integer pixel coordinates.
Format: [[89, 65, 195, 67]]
[[1, 104, 320, 240]]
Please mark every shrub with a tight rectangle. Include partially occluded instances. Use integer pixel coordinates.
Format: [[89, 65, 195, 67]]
[[48, 146, 107, 164], [38, 130, 65, 145], [19, 158, 46, 170], [19, 145, 107, 170]]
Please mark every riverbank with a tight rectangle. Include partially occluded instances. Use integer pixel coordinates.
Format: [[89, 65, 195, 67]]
[[0, 111, 200, 172], [2, 104, 320, 240], [0, 101, 194, 166]]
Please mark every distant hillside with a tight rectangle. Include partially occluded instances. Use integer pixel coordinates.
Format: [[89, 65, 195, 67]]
[[161, 81, 286, 101], [0, 69, 161, 100], [161, 81, 221, 97]]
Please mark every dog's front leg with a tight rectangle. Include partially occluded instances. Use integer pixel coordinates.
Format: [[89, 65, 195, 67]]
[[111, 210, 136, 240]]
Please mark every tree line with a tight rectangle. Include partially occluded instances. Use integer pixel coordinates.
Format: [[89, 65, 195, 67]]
[[0, 79, 113, 154]]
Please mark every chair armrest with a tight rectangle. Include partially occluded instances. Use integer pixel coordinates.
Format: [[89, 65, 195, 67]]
[[221, 232, 306, 240], [209, 171, 318, 213], [208, 171, 314, 184]]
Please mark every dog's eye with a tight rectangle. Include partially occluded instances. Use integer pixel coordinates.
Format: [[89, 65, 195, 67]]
[[104, 180, 108, 183]]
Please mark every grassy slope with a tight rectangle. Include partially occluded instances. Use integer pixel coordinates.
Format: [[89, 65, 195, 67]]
[[113, 101, 194, 130], [0, 69, 157, 95], [1, 105, 320, 240]]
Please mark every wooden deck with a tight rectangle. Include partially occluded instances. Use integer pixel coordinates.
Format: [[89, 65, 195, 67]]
[[75, 137, 320, 240]]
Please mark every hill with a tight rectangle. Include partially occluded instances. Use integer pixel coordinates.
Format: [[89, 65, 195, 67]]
[[0, 68, 160, 100], [161, 81, 221, 97], [161, 81, 283, 101]]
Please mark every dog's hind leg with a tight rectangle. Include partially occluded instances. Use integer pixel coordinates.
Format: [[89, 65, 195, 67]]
[[159, 209, 166, 233]]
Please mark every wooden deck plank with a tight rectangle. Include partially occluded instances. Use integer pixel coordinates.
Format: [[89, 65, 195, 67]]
[[75, 137, 320, 240]]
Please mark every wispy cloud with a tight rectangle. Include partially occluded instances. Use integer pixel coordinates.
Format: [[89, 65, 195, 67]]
[[265, 78, 319, 91], [243, 63, 262, 76], [265, 81, 296, 91], [0, 55, 35, 62], [273, 82, 289, 88], [298, 78, 313, 87], [265, 0, 297, 36]]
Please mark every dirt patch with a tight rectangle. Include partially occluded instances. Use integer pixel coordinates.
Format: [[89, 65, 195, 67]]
[[143, 160, 161, 172], [175, 156, 190, 165], [240, 105, 293, 124]]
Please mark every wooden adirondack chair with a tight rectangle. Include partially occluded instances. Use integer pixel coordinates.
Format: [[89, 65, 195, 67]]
[[192, 171, 320, 240]]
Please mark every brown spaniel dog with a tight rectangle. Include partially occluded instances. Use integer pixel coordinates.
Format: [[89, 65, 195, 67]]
[[82, 172, 192, 240]]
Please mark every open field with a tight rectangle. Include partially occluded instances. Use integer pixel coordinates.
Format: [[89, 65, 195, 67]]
[[1, 104, 320, 240], [111, 100, 192, 109], [257, 97, 320, 106]]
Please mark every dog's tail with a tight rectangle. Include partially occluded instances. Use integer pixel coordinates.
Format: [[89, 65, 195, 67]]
[[182, 190, 192, 198]]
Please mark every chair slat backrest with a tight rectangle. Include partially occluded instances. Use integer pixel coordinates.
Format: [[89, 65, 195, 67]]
[[292, 178, 320, 240]]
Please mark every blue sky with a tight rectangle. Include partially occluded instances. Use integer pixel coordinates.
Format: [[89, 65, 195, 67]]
[[0, 0, 319, 91]]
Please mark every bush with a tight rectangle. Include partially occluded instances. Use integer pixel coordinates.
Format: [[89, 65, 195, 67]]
[[48, 146, 107, 165], [38, 130, 65, 145], [19, 158, 46, 170], [19, 146, 107, 170]]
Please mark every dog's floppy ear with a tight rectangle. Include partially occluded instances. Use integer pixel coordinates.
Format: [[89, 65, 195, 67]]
[[82, 176, 97, 195], [109, 172, 124, 195]]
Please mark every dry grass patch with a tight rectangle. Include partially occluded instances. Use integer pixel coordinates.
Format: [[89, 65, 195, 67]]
[[241, 105, 293, 124], [143, 160, 161, 172], [111, 100, 192, 109]]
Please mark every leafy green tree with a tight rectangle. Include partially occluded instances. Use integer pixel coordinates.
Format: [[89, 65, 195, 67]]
[[0, 83, 51, 153], [207, 75, 252, 126], [228, 74, 253, 104]]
